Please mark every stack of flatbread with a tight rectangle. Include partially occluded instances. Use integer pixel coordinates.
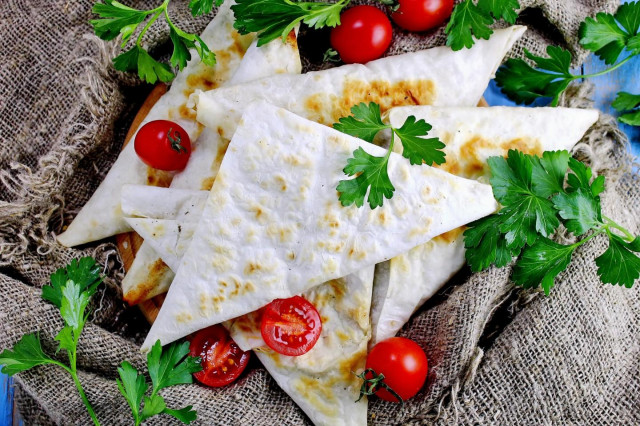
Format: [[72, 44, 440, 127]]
[[57, 4, 599, 425]]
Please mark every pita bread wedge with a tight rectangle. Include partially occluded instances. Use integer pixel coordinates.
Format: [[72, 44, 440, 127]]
[[247, 268, 373, 426], [142, 101, 498, 350], [192, 26, 526, 137], [370, 105, 599, 343], [121, 186, 207, 220], [120, 29, 301, 304], [124, 186, 375, 425], [56, 1, 253, 247]]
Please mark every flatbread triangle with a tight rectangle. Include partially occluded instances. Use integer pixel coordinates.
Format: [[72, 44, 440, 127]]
[[370, 105, 599, 343], [142, 101, 498, 351], [56, 1, 254, 247]]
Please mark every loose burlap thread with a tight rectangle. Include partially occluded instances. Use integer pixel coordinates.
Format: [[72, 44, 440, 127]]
[[1, 0, 637, 424]]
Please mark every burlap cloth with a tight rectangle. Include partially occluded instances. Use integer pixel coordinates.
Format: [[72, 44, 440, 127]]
[[1, 0, 637, 424]]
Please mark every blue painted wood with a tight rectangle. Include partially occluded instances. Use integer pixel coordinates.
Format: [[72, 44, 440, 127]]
[[485, 0, 640, 156], [1, 374, 14, 425]]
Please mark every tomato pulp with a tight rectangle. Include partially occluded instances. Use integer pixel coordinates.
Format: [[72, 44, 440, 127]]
[[189, 325, 250, 387], [261, 296, 322, 356]]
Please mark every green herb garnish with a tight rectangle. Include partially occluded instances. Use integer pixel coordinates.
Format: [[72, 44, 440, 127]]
[[232, 0, 349, 46], [612, 91, 640, 125], [118, 341, 201, 426], [464, 150, 640, 294], [0, 258, 202, 425], [445, 0, 520, 51], [495, 1, 640, 108], [91, 0, 219, 84], [334, 102, 445, 209]]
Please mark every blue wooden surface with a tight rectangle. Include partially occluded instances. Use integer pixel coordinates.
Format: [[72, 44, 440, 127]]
[[485, 0, 640, 157], [1, 1, 638, 423], [1, 374, 16, 426]]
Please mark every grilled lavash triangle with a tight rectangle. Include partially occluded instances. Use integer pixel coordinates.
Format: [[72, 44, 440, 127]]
[[193, 26, 526, 137], [120, 28, 302, 304], [123, 188, 375, 426], [370, 105, 600, 343], [56, 1, 253, 247], [253, 267, 374, 426], [141, 101, 498, 351]]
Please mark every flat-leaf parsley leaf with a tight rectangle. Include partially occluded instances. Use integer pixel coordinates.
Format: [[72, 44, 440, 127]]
[[91, 0, 219, 83], [334, 102, 445, 209], [445, 0, 520, 51], [232, 0, 349, 46], [464, 150, 640, 293]]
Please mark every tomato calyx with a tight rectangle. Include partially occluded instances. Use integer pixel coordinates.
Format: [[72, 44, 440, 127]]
[[376, 0, 401, 12], [323, 48, 341, 63], [355, 368, 404, 405], [167, 128, 188, 154]]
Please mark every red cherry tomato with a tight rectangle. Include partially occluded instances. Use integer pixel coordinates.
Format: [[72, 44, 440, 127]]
[[260, 296, 322, 356], [391, 0, 454, 32], [330, 6, 393, 64], [189, 325, 250, 387], [365, 337, 428, 402], [134, 120, 191, 171]]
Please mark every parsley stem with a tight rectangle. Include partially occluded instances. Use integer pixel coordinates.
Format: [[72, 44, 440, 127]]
[[570, 228, 603, 249], [578, 55, 635, 80], [603, 215, 635, 241], [136, 0, 169, 46], [387, 130, 396, 161], [70, 369, 100, 426]]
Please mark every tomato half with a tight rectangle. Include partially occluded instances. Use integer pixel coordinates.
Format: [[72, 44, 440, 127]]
[[391, 0, 454, 32], [330, 6, 393, 64], [365, 337, 428, 402], [134, 120, 191, 171], [260, 296, 322, 356], [189, 325, 250, 387]]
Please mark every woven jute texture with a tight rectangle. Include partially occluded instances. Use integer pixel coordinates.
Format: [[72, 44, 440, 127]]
[[1, 0, 635, 425]]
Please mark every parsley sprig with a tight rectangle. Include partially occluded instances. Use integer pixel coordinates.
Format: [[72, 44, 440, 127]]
[[0, 258, 202, 425], [91, 0, 220, 84], [232, 0, 349, 46], [334, 102, 445, 209], [445, 0, 520, 51], [118, 341, 201, 426], [495, 1, 640, 108], [613, 91, 640, 125], [464, 150, 640, 294]]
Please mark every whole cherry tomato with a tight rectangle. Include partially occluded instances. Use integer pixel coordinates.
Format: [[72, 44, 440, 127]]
[[364, 337, 428, 402], [261, 296, 322, 356], [189, 325, 250, 387], [330, 6, 393, 64], [391, 0, 454, 32], [134, 120, 191, 171]]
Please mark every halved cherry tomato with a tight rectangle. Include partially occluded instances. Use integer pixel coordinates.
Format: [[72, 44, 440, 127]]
[[330, 6, 393, 64], [364, 337, 428, 402], [189, 325, 250, 387], [391, 0, 454, 32], [260, 296, 322, 356], [134, 119, 191, 171]]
